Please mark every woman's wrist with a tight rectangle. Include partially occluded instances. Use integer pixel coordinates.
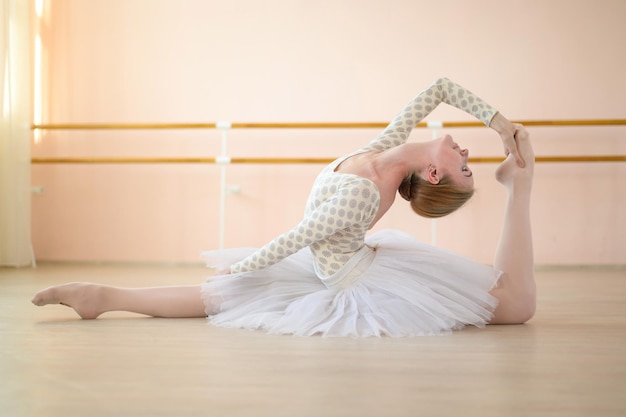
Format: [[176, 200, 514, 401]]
[[489, 112, 513, 134]]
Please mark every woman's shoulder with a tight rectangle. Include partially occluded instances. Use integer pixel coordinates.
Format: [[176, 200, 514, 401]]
[[312, 170, 380, 200]]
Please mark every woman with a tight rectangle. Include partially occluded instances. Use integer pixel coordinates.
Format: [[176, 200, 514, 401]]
[[32, 78, 536, 337]]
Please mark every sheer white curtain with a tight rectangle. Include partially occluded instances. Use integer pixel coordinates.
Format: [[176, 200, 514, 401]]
[[0, 0, 32, 267]]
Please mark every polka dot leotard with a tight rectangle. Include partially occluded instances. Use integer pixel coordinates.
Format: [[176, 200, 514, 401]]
[[229, 77, 498, 278]]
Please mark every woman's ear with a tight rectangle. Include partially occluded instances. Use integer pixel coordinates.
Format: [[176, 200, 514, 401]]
[[426, 165, 440, 185]]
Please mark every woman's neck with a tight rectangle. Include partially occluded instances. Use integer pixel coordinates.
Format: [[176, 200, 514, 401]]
[[372, 142, 431, 186]]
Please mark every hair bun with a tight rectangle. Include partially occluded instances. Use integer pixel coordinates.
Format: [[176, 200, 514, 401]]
[[398, 175, 415, 201]]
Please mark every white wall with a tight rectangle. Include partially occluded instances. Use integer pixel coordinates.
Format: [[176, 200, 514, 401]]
[[31, 0, 626, 265]]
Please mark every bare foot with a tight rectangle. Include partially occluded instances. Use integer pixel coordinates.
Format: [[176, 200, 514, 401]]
[[495, 127, 535, 191], [495, 154, 533, 189], [31, 283, 106, 319]]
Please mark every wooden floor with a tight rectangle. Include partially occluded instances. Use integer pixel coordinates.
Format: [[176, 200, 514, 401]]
[[1, 264, 625, 417]]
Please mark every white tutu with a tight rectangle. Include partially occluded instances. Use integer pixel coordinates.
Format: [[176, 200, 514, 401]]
[[200, 229, 501, 337]]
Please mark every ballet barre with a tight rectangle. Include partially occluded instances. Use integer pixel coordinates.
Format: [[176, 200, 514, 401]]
[[31, 118, 626, 249], [30, 118, 626, 166], [31, 118, 626, 130], [30, 156, 626, 164]]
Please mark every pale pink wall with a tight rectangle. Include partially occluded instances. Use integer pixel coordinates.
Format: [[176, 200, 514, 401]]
[[31, 0, 626, 265]]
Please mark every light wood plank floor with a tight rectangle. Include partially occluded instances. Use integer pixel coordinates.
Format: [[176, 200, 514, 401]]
[[1, 264, 625, 417]]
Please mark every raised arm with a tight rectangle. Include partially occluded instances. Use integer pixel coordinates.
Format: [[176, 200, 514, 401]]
[[365, 77, 524, 166], [366, 77, 497, 151]]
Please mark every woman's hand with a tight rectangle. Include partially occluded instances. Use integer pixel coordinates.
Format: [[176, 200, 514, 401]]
[[490, 112, 525, 167]]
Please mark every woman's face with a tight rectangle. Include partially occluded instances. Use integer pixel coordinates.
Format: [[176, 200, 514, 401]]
[[431, 135, 474, 189]]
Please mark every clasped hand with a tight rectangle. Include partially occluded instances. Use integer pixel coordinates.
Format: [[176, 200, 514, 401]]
[[490, 112, 526, 167]]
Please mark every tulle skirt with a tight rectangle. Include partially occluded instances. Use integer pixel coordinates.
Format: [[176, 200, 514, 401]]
[[200, 229, 501, 337]]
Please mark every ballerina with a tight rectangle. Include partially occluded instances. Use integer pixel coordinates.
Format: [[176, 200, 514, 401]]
[[33, 77, 535, 337]]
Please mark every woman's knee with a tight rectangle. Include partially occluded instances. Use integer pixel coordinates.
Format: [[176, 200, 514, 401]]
[[490, 289, 536, 324], [510, 299, 536, 324]]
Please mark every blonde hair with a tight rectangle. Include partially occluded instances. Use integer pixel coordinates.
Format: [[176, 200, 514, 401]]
[[398, 174, 474, 218]]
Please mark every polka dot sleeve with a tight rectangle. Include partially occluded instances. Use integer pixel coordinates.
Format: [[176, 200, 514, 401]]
[[366, 77, 499, 151], [229, 182, 378, 274]]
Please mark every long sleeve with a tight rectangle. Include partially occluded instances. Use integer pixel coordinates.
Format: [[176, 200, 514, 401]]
[[365, 77, 498, 151], [229, 177, 379, 274], [228, 78, 498, 276]]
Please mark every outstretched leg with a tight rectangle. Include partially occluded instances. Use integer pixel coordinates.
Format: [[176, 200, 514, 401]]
[[489, 126, 536, 324], [32, 283, 206, 319]]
